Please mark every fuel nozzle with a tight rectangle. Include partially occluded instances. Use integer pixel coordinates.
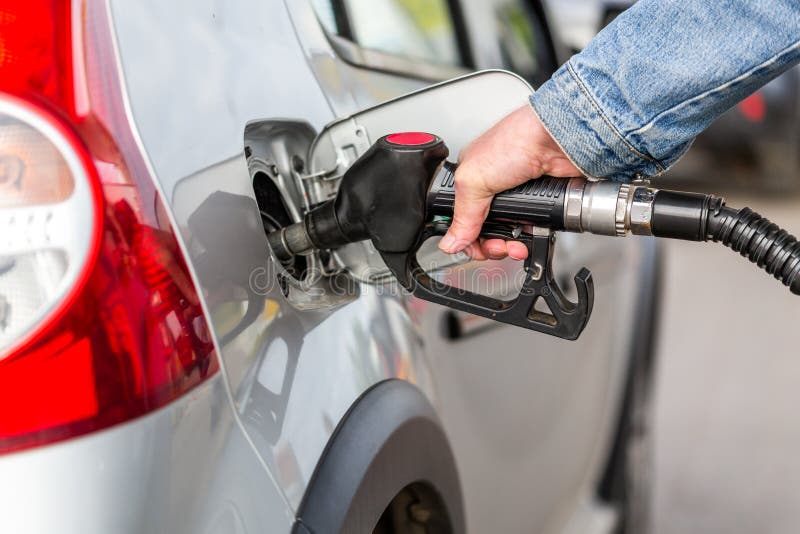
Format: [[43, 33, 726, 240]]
[[268, 132, 449, 262], [266, 132, 799, 340], [269, 142, 642, 262]]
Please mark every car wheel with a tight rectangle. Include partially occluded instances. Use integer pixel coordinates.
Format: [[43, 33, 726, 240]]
[[373, 482, 454, 534]]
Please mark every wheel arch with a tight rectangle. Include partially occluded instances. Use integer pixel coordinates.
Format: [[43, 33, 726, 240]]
[[292, 379, 465, 534]]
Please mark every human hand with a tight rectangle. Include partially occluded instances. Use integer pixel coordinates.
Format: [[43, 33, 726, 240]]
[[438, 105, 582, 260]]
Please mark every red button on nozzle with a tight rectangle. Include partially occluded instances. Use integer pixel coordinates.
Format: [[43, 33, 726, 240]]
[[386, 132, 436, 146]]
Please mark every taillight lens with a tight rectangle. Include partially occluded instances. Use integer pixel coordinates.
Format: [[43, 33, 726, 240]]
[[0, 97, 98, 355], [0, 0, 217, 453]]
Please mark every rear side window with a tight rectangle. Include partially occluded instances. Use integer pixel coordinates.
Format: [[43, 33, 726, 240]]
[[312, 0, 468, 68]]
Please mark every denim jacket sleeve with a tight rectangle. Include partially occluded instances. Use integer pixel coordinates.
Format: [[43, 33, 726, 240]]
[[529, 0, 800, 181]]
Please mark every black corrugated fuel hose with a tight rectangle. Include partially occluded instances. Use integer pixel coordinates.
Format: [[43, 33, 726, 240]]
[[650, 190, 800, 295], [707, 201, 800, 295]]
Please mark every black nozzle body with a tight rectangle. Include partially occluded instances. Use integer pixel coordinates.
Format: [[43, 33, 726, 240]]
[[427, 162, 568, 229], [327, 133, 448, 253], [268, 133, 449, 261]]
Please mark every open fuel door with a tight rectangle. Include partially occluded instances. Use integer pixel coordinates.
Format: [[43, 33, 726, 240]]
[[307, 69, 534, 281]]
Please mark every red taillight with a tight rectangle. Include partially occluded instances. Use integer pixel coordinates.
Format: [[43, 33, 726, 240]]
[[0, 0, 217, 453], [0, 0, 73, 110]]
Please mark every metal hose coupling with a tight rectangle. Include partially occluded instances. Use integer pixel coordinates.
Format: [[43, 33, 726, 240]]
[[562, 178, 648, 237], [572, 179, 800, 295], [565, 178, 800, 294]]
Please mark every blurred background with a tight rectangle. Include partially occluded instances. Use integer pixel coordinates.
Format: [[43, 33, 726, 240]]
[[544, 2, 800, 533]]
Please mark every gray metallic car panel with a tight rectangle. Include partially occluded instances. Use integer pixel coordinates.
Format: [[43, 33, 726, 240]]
[[60, 1, 659, 532], [0, 376, 294, 534]]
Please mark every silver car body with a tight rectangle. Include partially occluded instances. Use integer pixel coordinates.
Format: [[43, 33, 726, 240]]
[[0, 1, 657, 533]]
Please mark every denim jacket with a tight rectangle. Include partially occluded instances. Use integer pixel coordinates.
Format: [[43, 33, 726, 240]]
[[530, 0, 800, 181]]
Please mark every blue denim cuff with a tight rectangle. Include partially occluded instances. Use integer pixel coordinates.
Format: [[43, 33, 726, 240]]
[[529, 62, 666, 181]]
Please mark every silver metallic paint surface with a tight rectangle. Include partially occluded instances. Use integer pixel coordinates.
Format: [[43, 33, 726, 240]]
[[109, 0, 438, 516], [0, 377, 294, 534], [106, 1, 648, 532]]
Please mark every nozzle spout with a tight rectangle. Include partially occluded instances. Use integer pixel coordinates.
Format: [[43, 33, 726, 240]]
[[267, 221, 314, 262]]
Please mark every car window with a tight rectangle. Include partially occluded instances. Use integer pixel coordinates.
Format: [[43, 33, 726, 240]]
[[312, 0, 464, 67], [494, 0, 554, 87], [311, 0, 339, 34]]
